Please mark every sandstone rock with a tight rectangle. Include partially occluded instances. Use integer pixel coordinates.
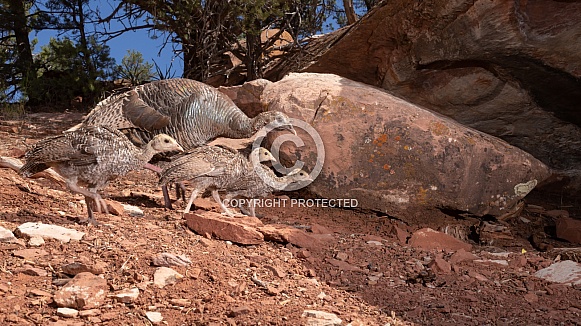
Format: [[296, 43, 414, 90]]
[[302, 310, 342, 326], [184, 211, 264, 245], [18, 265, 48, 277], [145, 311, 163, 324], [28, 236, 45, 247], [0, 225, 17, 243], [153, 267, 183, 288], [53, 272, 108, 309], [227, 305, 251, 317], [310, 224, 334, 235], [112, 287, 139, 303], [61, 257, 107, 276], [78, 309, 100, 318], [391, 225, 409, 245], [534, 260, 581, 285], [13, 248, 48, 260], [218, 79, 270, 117], [15, 222, 85, 243], [409, 228, 472, 252], [105, 200, 125, 216], [151, 253, 192, 267], [555, 217, 581, 244], [258, 224, 321, 249], [259, 73, 549, 218], [429, 257, 451, 275], [121, 203, 144, 217], [450, 249, 479, 265], [265, 1, 581, 186], [57, 308, 79, 318]]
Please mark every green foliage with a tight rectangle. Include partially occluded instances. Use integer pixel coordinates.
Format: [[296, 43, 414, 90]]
[[27, 36, 116, 106], [115, 50, 156, 86]]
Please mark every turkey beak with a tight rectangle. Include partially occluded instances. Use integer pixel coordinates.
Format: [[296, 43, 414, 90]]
[[176, 144, 185, 152]]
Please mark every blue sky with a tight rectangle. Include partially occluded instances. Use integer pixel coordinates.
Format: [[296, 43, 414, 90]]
[[33, 2, 184, 78]]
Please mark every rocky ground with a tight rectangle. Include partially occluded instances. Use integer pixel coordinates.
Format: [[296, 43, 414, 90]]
[[0, 112, 580, 326]]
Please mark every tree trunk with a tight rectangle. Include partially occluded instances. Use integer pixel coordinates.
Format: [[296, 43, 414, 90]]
[[343, 0, 357, 25], [73, 0, 96, 90], [245, 31, 262, 81], [6, 0, 37, 101]]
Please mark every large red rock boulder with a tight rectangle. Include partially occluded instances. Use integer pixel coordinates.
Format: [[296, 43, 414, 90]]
[[255, 73, 550, 217], [264, 0, 581, 193]]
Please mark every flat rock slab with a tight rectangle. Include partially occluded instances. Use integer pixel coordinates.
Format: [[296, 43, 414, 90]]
[[302, 310, 342, 326], [409, 228, 473, 252], [54, 272, 108, 309], [258, 224, 322, 250], [15, 222, 85, 243], [13, 248, 49, 260], [260, 73, 551, 217], [184, 211, 264, 245], [534, 260, 581, 285]]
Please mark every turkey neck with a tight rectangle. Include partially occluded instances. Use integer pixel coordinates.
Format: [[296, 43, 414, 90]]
[[254, 165, 292, 191], [136, 142, 161, 164]]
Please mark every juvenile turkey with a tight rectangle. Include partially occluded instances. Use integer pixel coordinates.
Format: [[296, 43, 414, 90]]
[[69, 78, 295, 208], [19, 126, 184, 225], [158, 146, 277, 214], [222, 167, 313, 217], [159, 146, 312, 217]]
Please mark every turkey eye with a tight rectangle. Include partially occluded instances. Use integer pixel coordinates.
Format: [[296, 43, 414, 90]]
[[164, 139, 170, 143]]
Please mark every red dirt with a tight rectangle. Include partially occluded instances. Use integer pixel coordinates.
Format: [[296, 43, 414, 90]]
[[0, 112, 580, 325]]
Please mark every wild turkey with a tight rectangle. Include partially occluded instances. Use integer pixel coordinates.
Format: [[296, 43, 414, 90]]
[[158, 146, 273, 214], [69, 78, 295, 208], [222, 167, 313, 217], [19, 126, 184, 225], [158, 146, 312, 216]]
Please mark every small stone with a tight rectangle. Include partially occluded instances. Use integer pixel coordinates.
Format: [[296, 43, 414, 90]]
[[534, 260, 581, 285], [113, 287, 140, 303], [185, 212, 264, 245], [18, 265, 48, 277], [153, 267, 183, 288], [13, 248, 49, 259], [259, 224, 322, 249], [151, 253, 192, 267], [57, 307, 79, 318], [62, 258, 107, 276], [391, 225, 409, 245], [409, 228, 472, 252], [0, 225, 17, 243], [15, 222, 85, 243], [145, 311, 163, 324], [105, 200, 125, 216], [429, 257, 451, 275], [78, 309, 101, 318], [449, 249, 479, 264], [366, 240, 383, 246], [169, 298, 191, 307], [121, 203, 144, 217], [188, 267, 202, 279], [302, 310, 342, 325], [265, 265, 286, 278], [297, 250, 311, 259], [468, 270, 489, 282], [53, 272, 109, 309], [28, 236, 45, 247], [227, 306, 251, 317], [335, 252, 349, 261], [524, 292, 539, 303]]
